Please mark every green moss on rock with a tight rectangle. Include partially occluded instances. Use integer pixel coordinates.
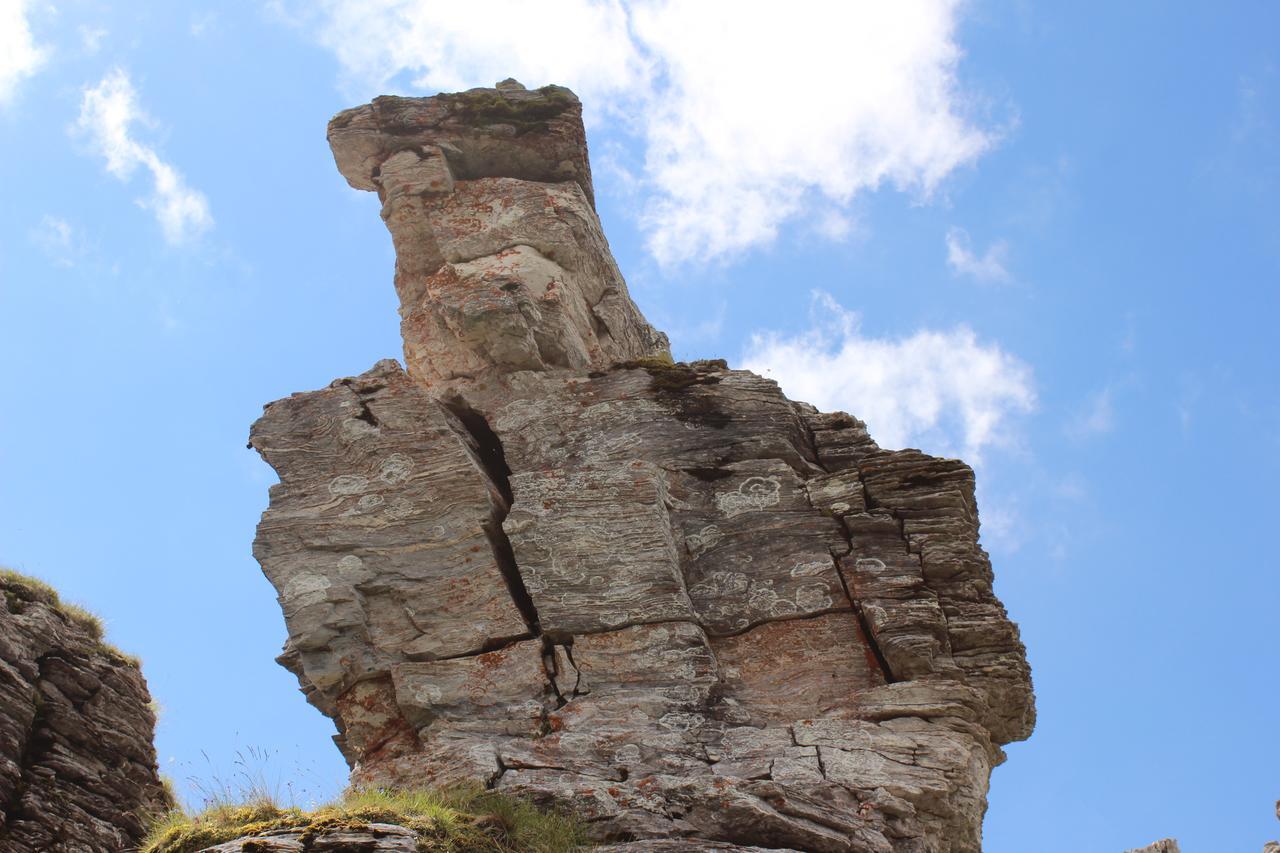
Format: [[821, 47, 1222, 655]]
[[438, 86, 577, 135]]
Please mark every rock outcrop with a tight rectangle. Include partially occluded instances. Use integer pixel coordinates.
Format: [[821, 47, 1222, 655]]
[[250, 80, 1035, 852], [0, 570, 168, 851], [1125, 841, 1180, 853]]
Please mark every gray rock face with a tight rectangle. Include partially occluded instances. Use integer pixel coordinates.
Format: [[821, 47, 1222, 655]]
[[0, 572, 168, 851], [251, 81, 1035, 852]]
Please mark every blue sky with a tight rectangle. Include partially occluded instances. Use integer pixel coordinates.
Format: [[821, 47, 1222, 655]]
[[1, 2, 1277, 849]]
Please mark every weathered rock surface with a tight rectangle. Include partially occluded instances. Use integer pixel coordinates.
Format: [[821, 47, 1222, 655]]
[[1124, 841, 1180, 853], [0, 571, 168, 851], [327, 79, 668, 394], [200, 823, 421, 852], [251, 80, 1035, 852]]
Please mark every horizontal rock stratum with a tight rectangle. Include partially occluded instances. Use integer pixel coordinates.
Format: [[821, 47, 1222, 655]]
[[250, 79, 1035, 852]]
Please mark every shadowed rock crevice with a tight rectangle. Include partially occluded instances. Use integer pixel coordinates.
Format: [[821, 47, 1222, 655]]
[[831, 554, 899, 684], [441, 396, 540, 637]]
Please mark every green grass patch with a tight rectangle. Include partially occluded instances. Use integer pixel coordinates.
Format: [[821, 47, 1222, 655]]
[[142, 786, 589, 853]]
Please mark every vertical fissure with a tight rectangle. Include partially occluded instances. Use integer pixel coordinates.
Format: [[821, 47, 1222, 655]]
[[830, 552, 898, 684], [796, 416, 900, 685], [441, 397, 538, 634]]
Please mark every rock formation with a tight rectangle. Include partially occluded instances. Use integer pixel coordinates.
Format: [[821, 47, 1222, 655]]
[[250, 80, 1035, 852], [1125, 841, 1180, 853], [0, 570, 168, 851]]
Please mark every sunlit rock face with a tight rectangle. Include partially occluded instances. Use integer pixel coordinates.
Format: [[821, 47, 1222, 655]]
[[250, 80, 1035, 853]]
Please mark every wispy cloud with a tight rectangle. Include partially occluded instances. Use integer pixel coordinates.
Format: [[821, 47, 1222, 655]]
[[285, 0, 996, 266], [0, 0, 47, 104], [945, 226, 1011, 282], [740, 291, 1035, 462], [29, 215, 79, 267], [74, 68, 213, 245], [1066, 387, 1114, 439], [79, 25, 109, 55], [979, 497, 1025, 555]]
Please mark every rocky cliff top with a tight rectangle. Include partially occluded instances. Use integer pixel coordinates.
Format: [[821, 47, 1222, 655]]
[[249, 80, 1035, 853], [0, 568, 168, 851]]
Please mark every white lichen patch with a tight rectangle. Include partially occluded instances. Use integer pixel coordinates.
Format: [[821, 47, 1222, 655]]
[[329, 474, 370, 496], [686, 524, 723, 558], [378, 454, 415, 485], [355, 494, 385, 512], [283, 572, 332, 608], [789, 560, 828, 578], [715, 476, 782, 517]]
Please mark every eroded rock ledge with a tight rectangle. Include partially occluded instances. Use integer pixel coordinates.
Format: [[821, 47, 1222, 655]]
[[250, 80, 1035, 852], [0, 571, 168, 851]]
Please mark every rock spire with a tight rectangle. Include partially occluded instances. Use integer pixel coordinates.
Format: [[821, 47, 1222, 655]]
[[250, 80, 1035, 852]]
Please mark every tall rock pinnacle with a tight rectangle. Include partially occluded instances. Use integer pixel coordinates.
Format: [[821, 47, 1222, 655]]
[[327, 79, 669, 398], [250, 81, 1035, 852]]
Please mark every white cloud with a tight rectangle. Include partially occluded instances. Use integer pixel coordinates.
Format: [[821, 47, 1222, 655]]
[[29, 215, 77, 266], [288, 0, 994, 265], [979, 498, 1025, 555], [303, 0, 643, 104], [740, 291, 1034, 462], [1066, 387, 1114, 439], [75, 69, 213, 245], [0, 0, 47, 104], [945, 226, 1010, 282]]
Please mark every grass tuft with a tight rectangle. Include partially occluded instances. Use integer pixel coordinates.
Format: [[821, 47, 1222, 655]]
[[141, 785, 588, 853], [1, 566, 140, 664]]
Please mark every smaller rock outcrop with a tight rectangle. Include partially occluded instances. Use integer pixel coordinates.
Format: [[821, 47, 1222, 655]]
[[0, 569, 168, 851]]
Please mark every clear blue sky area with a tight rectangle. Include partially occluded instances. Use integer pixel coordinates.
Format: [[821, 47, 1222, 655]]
[[1, 3, 1276, 850]]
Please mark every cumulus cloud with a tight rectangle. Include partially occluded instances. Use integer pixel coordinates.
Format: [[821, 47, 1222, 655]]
[[75, 69, 213, 245], [287, 0, 993, 265], [945, 226, 1010, 282], [0, 0, 46, 104], [741, 292, 1034, 461]]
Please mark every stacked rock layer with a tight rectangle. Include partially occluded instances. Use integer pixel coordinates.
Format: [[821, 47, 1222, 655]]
[[250, 80, 1035, 853], [0, 572, 168, 851]]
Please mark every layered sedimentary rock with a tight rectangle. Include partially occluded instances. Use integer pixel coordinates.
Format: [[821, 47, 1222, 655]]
[[251, 80, 1035, 852], [0, 571, 168, 851], [198, 824, 424, 852]]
